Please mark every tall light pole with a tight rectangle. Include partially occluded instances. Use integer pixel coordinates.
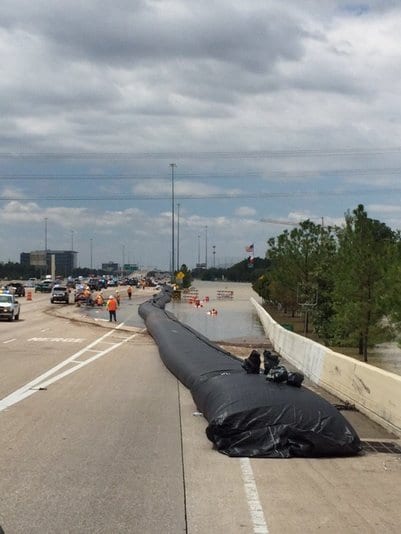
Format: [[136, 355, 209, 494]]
[[43, 217, 48, 277], [90, 238, 93, 270], [170, 163, 176, 278], [197, 233, 201, 266], [122, 244, 125, 276], [44, 217, 48, 251], [204, 225, 208, 269], [71, 230, 74, 251], [176, 202, 180, 272], [212, 245, 216, 268]]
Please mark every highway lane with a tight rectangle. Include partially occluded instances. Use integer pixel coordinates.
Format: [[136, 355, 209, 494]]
[[0, 292, 107, 399], [1, 291, 401, 533], [0, 294, 188, 533]]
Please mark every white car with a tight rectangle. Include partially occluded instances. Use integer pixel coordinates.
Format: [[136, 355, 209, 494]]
[[0, 293, 20, 321]]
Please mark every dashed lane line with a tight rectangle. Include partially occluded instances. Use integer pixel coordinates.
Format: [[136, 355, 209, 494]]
[[240, 458, 269, 533], [0, 323, 135, 413]]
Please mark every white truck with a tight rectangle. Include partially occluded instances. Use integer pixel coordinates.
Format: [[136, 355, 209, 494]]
[[0, 292, 21, 321]]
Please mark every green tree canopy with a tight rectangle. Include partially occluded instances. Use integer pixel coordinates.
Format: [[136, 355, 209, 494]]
[[331, 204, 401, 361], [266, 220, 337, 331]]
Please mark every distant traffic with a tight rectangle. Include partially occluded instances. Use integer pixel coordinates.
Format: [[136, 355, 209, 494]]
[[0, 271, 170, 320]]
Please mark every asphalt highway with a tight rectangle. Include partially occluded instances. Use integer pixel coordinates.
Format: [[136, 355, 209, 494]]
[[1, 290, 401, 533]]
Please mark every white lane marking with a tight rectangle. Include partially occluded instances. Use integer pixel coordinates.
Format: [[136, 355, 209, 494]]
[[240, 458, 269, 533], [3, 338, 16, 344], [0, 323, 133, 412], [28, 337, 84, 343]]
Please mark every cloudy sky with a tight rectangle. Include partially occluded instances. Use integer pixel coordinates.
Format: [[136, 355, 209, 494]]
[[2, 0, 401, 271]]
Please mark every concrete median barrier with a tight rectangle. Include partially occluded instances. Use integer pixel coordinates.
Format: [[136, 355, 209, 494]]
[[252, 298, 401, 436]]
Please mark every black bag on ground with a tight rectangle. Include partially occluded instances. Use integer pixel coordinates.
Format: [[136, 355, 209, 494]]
[[263, 350, 280, 373], [287, 371, 305, 387], [242, 350, 261, 374], [266, 365, 288, 383]]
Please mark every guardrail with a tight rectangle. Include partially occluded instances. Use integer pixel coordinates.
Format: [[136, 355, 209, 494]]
[[251, 297, 401, 436], [217, 290, 234, 299], [181, 289, 199, 303]]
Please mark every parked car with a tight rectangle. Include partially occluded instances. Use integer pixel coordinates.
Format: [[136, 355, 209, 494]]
[[50, 285, 70, 304], [0, 292, 20, 321]]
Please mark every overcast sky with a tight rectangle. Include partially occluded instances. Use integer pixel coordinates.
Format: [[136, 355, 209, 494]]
[[2, 0, 401, 271]]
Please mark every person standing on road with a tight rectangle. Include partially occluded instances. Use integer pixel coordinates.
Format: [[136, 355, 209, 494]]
[[106, 295, 118, 322], [127, 285, 132, 300]]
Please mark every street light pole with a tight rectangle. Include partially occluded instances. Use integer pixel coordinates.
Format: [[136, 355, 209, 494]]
[[44, 217, 48, 251], [205, 225, 208, 269], [90, 238, 93, 270], [177, 202, 180, 272], [44, 217, 48, 277], [170, 163, 176, 279], [212, 245, 216, 268], [197, 234, 201, 266]]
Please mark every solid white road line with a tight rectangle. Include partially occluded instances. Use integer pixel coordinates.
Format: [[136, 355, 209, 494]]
[[240, 458, 269, 534], [0, 323, 135, 413], [3, 338, 16, 344]]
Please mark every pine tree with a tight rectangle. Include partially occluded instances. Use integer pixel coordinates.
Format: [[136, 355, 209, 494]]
[[331, 205, 398, 361]]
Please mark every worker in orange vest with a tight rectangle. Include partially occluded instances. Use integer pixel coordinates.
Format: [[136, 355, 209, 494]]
[[106, 295, 118, 322]]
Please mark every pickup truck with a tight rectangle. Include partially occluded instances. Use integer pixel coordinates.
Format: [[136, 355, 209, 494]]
[[0, 293, 21, 321]]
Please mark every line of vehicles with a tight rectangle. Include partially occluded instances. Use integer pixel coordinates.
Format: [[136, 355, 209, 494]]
[[0, 272, 167, 321]]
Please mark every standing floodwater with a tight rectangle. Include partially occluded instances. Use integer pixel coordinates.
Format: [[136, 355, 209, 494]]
[[166, 281, 265, 342]]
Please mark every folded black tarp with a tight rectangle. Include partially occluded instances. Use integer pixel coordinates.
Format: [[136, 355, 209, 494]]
[[139, 287, 361, 458]]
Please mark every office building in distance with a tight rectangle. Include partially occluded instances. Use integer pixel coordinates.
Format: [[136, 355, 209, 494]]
[[20, 250, 78, 277]]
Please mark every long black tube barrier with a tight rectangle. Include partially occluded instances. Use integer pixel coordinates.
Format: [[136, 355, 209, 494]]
[[139, 287, 361, 458]]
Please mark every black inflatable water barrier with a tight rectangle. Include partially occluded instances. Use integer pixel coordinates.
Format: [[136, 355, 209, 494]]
[[139, 287, 362, 458]]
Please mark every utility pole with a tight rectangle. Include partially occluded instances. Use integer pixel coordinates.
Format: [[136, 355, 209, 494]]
[[170, 163, 176, 279], [44, 217, 48, 251], [205, 225, 208, 269], [212, 245, 216, 268], [44, 217, 48, 277], [177, 202, 180, 272]]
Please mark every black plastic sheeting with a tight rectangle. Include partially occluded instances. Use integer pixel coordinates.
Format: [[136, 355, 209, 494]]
[[139, 287, 362, 458]]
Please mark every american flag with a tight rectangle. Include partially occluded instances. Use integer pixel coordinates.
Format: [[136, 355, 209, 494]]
[[245, 244, 254, 253]]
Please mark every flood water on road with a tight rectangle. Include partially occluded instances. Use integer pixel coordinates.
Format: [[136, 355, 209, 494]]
[[83, 281, 265, 343], [166, 281, 265, 343]]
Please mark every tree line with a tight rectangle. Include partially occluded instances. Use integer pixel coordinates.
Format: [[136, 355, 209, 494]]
[[252, 204, 401, 361]]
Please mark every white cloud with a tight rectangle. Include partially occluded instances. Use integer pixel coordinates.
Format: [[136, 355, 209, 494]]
[[235, 206, 257, 217], [1, 2, 401, 268]]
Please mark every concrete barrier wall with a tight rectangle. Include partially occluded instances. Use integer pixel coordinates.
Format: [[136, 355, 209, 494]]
[[251, 298, 401, 436]]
